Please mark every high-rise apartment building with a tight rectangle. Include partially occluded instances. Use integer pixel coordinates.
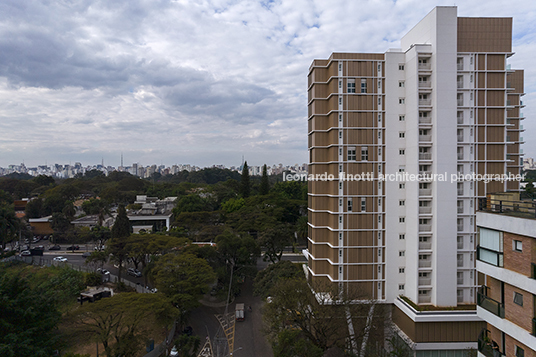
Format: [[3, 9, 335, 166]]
[[306, 6, 525, 353], [476, 194, 536, 356]]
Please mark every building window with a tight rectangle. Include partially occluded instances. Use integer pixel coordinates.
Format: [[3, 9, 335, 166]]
[[348, 199, 353, 212], [399, 149, 405, 155], [361, 78, 367, 93], [399, 183, 405, 189], [399, 132, 405, 138], [347, 147, 357, 161], [516, 346, 525, 357], [398, 284, 404, 290], [399, 251, 405, 257], [348, 79, 356, 93], [361, 146, 368, 161], [378, 113, 382, 123], [339, 80, 342, 89], [398, 166, 405, 172], [399, 200, 405, 206], [399, 81, 405, 88], [399, 98, 405, 104], [339, 97, 343, 105], [399, 268, 405, 273], [399, 217, 405, 223], [399, 115, 405, 121], [361, 198, 366, 212], [338, 63, 342, 71], [398, 64, 404, 70], [399, 234, 405, 240], [513, 240, 522, 252], [514, 292, 523, 306]]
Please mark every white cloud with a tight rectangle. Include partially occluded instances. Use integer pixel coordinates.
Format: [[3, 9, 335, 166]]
[[0, 0, 534, 168]]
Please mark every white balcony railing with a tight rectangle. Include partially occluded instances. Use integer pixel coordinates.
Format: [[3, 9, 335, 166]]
[[419, 153, 431, 160], [419, 259, 432, 268], [419, 117, 432, 124], [457, 188, 464, 196], [419, 241, 432, 250], [457, 134, 464, 142], [419, 81, 431, 88], [419, 63, 431, 70], [419, 135, 431, 142], [419, 206, 432, 214], [457, 224, 464, 232], [419, 278, 432, 286], [419, 99, 432, 106], [419, 189, 432, 196], [457, 99, 464, 106], [418, 295, 432, 303], [419, 224, 432, 232]]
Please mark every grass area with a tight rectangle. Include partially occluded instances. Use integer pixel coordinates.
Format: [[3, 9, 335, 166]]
[[399, 295, 476, 311]]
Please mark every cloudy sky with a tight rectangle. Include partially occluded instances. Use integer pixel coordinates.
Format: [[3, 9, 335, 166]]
[[0, 0, 534, 169]]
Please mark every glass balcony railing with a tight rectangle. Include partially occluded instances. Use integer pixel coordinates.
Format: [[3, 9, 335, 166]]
[[477, 286, 505, 318], [478, 329, 505, 357]]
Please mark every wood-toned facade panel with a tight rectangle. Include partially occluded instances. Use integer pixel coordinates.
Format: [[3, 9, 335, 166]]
[[508, 69, 524, 93], [393, 305, 486, 343], [486, 127, 504, 142], [310, 147, 338, 163], [457, 17, 512, 53], [486, 90, 505, 106], [309, 164, 339, 177], [486, 144, 504, 160], [486, 72, 505, 88], [485, 108, 505, 125], [347, 112, 377, 128]]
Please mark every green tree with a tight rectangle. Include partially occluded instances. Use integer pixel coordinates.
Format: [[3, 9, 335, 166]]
[[173, 194, 214, 215], [64, 293, 177, 357], [174, 334, 201, 357], [258, 224, 293, 263], [0, 204, 18, 250], [0, 265, 84, 357], [240, 161, 250, 198], [273, 329, 323, 357], [153, 253, 216, 321], [25, 197, 44, 218], [220, 197, 245, 214], [253, 260, 303, 298], [263, 278, 388, 352], [109, 205, 131, 280], [260, 164, 270, 195]]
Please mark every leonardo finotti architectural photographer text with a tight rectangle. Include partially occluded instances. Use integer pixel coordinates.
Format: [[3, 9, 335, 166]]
[[283, 172, 524, 183]]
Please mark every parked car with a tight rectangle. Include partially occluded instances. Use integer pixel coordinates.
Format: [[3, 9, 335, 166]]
[[20, 250, 31, 256], [66, 245, 80, 250], [169, 346, 178, 357], [49, 245, 61, 250], [127, 268, 142, 277], [97, 268, 110, 275], [53, 256, 68, 262]]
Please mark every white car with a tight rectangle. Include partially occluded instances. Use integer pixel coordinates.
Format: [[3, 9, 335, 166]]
[[169, 346, 178, 357], [53, 256, 68, 262]]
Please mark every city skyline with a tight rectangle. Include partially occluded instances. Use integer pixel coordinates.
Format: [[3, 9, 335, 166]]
[[0, 0, 534, 168]]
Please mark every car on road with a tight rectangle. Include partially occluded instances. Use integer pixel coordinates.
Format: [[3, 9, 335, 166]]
[[97, 268, 110, 275], [49, 245, 61, 250], [127, 268, 142, 277], [169, 346, 178, 357], [20, 250, 31, 256], [53, 256, 68, 262], [66, 245, 80, 250], [82, 252, 92, 258]]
